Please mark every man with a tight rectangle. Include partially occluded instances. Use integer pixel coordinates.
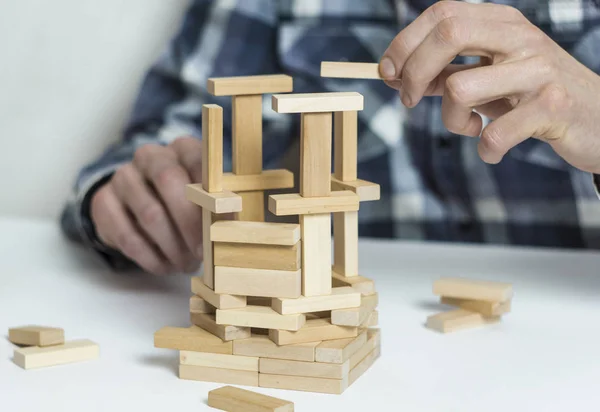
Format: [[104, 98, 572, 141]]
[[60, 0, 600, 275]]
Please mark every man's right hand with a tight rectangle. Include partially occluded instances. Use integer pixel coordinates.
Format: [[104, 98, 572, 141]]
[[90, 137, 204, 275]]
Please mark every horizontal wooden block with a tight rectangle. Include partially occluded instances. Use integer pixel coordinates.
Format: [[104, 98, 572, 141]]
[[8, 325, 64, 347], [272, 92, 363, 114], [426, 309, 501, 333], [259, 373, 348, 395], [433, 277, 513, 302], [234, 335, 319, 362], [349, 344, 381, 385], [222, 169, 294, 192], [179, 364, 259, 386], [332, 270, 376, 296], [190, 296, 216, 314], [315, 330, 368, 364], [186, 184, 242, 214], [272, 287, 360, 315], [191, 276, 247, 310], [260, 357, 349, 379], [269, 318, 357, 345], [331, 294, 378, 327], [349, 329, 381, 370], [215, 267, 302, 299], [154, 326, 233, 354], [268, 191, 359, 216], [214, 242, 301, 271], [180, 351, 258, 372], [360, 310, 379, 328], [191, 312, 251, 341], [320, 61, 383, 79], [13, 339, 99, 369], [211, 221, 301, 246], [217, 306, 306, 331], [208, 74, 293, 96], [331, 177, 380, 202], [208, 385, 294, 412], [441, 297, 512, 317]]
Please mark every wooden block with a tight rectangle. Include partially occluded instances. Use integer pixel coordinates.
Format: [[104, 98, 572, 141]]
[[236, 191, 265, 222], [349, 329, 381, 369], [272, 92, 363, 114], [360, 310, 379, 328], [190, 296, 216, 314], [186, 185, 242, 214], [320, 61, 383, 80], [215, 266, 301, 299], [179, 364, 258, 386], [247, 297, 273, 307], [222, 169, 294, 192], [333, 111, 357, 181], [8, 326, 64, 347], [211, 221, 300, 246], [426, 309, 501, 333], [269, 191, 359, 216], [349, 344, 381, 385], [315, 330, 367, 364], [191, 312, 251, 341], [191, 276, 247, 310], [300, 112, 332, 197], [433, 277, 513, 302], [13, 339, 99, 369], [216, 306, 306, 332], [234, 335, 319, 362], [208, 386, 294, 412], [259, 374, 347, 395], [269, 318, 357, 346], [232, 94, 262, 175], [154, 326, 233, 354], [300, 214, 332, 297], [441, 297, 512, 318], [214, 242, 301, 271], [333, 211, 358, 277], [272, 287, 360, 315], [180, 351, 258, 372], [202, 104, 223, 192], [201, 209, 215, 288], [208, 74, 293, 97], [331, 177, 380, 202], [332, 294, 378, 327], [332, 270, 376, 296], [260, 357, 349, 379]]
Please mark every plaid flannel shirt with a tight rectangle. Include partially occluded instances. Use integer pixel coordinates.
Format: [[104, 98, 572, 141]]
[[60, 0, 600, 268]]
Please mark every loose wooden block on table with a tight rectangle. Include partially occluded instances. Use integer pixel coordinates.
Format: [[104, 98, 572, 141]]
[[349, 344, 381, 385], [269, 191, 359, 216], [332, 270, 376, 296], [154, 326, 233, 354], [433, 277, 513, 302], [349, 329, 381, 370], [315, 330, 368, 364], [13, 339, 99, 369], [300, 214, 332, 297], [179, 364, 259, 387], [269, 318, 357, 345], [186, 185, 242, 214], [441, 296, 512, 317], [180, 351, 258, 372], [320, 61, 383, 80], [201, 104, 224, 193], [222, 169, 294, 192], [190, 312, 251, 341], [426, 309, 500, 333], [210, 221, 300, 246], [333, 110, 358, 181], [208, 74, 293, 96], [214, 242, 301, 271], [260, 357, 349, 379], [331, 177, 381, 202], [272, 286, 361, 315], [234, 335, 320, 362], [191, 276, 247, 310], [259, 374, 348, 395], [332, 293, 378, 327], [333, 211, 359, 277], [8, 326, 64, 347], [272, 92, 364, 114], [215, 266, 302, 299], [216, 306, 306, 331], [208, 386, 294, 412], [190, 296, 215, 314]]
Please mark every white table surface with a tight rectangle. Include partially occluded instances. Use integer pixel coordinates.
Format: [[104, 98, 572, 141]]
[[1, 217, 600, 411]]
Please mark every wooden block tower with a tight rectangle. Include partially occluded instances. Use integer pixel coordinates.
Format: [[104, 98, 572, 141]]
[[154, 72, 382, 394]]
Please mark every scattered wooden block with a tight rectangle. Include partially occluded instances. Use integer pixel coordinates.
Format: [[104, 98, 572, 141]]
[[186, 185, 242, 214], [320, 61, 383, 80], [208, 385, 294, 412], [191, 276, 247, 310], [300, 112, 332, 197], [426, 309, 500, 333], [349, 329, 381, 370], [180, 351, 258, 372], [330, 177, 380, 202], [213, 242, 301, 271], [315, 330, 368, 364], [331, 294, 378, 327], [332, 270, 376, 296], [300, 214, 332, 297], [8, 326, 64, 347], [154, 326, 233, 354], [13, 339, 99, 370], [179, 364, 259, 386], [268, 191, 359, 216], [208, 74, 293, 96], [349, 344, 381, 385], [433, 277, 513, 302], [260, 357, 349, 379], [333, 111, 357, 181], [441, 297, 512, 318], [202, 104, 224, 193], [216, 306, 306, 332], [269, 318, 357, 345], [215, 266, 301, 299], [202, 209, 215, 288], [190, 312, 251, 341], [272, 92, 363, 114], [233, 335, 320, 362], [190, 296, 216, 314], [259, 373, 347, 395], [222, 169, 294, 192], [272, 287, 360, 315], [333, 211, 359, 277], [210, 221, 300, 246]]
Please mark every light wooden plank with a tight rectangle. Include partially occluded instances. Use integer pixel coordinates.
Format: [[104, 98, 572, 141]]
[[214, 266, 301, 299], [334, 111, 357, 181], [433, 277, 513, 302], [360, 310, 379, 328], [272, 92, 363, 114], [300, 112, 332, 197], [320, 61, 383, 79], [186, 185, 242, 214], [233, 335, 319, 362], [13, 339, 99, 369], [201, 209, 215, 288], [154, 326, 233, 354], [349, 329, 381, 369], [315, 330, 368, 364], [269, 191, 359, 216], [191, 276, 247, 310], [426, 309, 501, 333], [190, 296, 216, 314], [8, 326, 64, 347], [222, 169, 294, 192], [208, 74, 293, 96], [208, 386, 294, 412], [259, 374, 348, 395], [214, 242, 301, 271], [216, 306, 305, 332], [300, 214, 332, 297], [349, 344, 381, 385], [331, 177, 381, 202], [331, 294, 378, 327], [236, 191, 265, 222], [332, 270, 376, 296], [441, 297, 512, 317], [333, 211, 359, 277], [210, 221, 300, 246], [269, 318, 356, 345], [180, 352, 258, 372], [260, 357, 349, 379], [202, 104, 223, 192], [179, 364, 259, 386], [232, 94, 262, 175], [190, 312, 251, 341], [272, 287, 360, 315]]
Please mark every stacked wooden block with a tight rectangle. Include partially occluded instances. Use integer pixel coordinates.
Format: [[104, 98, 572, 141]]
[[154, 73, 382, 394]]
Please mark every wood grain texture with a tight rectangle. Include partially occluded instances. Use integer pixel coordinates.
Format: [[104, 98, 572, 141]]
[[426, 309, 501, 333], [216, 306, 306, 331], [330, 177, 380, 202], [433, 277, 513, 302], [214, 266, 302, 299], [180, 352, 258, 372], [260, 357, 349, 379], [214, 242, 301, 271], [154, 326, 233, 354], [272, 92, 363, 114], [320, 61, 383, 79], [202, 104, 223, 192], [333, 111, 357, 181], [179, 364, 259, 386], [208, 386, 294, 412], [300, 112, 331, 197], [191, 276, 247, 310], [210, 221, 300, 246], [269, 318, 357, 345], [13, 339, 99, 369], [259, 374, 348, 395], [8, 326, 64, 347], [300, 214, 332, 297], [333, 211, 359, 277], [222, 169, 294, 192], [272, 287, 360, 315], [208, 74, 293, 96], [269, 191, 359, 216]]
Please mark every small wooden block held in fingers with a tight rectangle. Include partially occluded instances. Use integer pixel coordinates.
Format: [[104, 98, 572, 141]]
[[269, 318, 357, 345], [333, 211, 359, 277], [441, 296, 512, 317], [272, 92, 363, 114], [233, 335, 320, 362], [8, 326, 64, 347], [426, 309, 501, 334], [190, 312, 251, 341], [13, 339, 99, 369], [154, 326, 233, 354], [269, 191, 359, 216], [207, 74, 293, 96], [210, 221, 300, 246], [215, 267, 302, 299], [208, 385, 294, 412], [186, 185, 242, 214], [191, 276, 247, 310], [222, 169, 295, 192], [320, 61, 384, 79], [433, 277, 513, 302], [331, 177, 381, 202], [180, 352, 258, 372], [272, 287, 361, 315], [216, 306, 306, 331], [179, 364, 258, 386]]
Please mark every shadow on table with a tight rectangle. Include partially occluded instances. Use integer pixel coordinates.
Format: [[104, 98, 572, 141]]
[[413, 300, 448, 312], [136, 352, 178, 377]]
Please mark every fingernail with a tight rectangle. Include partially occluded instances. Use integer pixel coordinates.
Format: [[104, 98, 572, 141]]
[[379, 57, 397, 79]]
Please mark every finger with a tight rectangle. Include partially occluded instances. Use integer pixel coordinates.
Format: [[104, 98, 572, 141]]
[[442, 95, 483, 137], [90, 184, 172, 275], [171, 136, 203, 183], [473, 99, 513, 121]]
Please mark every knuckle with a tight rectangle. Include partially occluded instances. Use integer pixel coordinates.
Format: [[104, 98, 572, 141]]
[[539, 84, 572, 113], [445, 74, 471, 106], [500, 4, 524, 21], [434, 17, 465, 47], [429, 2, 458, 23]]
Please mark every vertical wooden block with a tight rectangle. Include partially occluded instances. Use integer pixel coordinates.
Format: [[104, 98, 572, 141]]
[[202, 209, 215, 288], [333, 211, 358, 277], [8, 326, 64, 347], [300, 112, 332, 197], [208, 385, 294, 412], [236, 191, 265, 222], [232, 95, 262, 175], [300, 214, 332, 297], [202, 104, 224, 192], [333, 111, 357, 181]]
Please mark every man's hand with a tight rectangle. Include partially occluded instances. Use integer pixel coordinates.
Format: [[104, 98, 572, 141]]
[[380, 1, 600, 173], [91, 137, 204, 275]]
